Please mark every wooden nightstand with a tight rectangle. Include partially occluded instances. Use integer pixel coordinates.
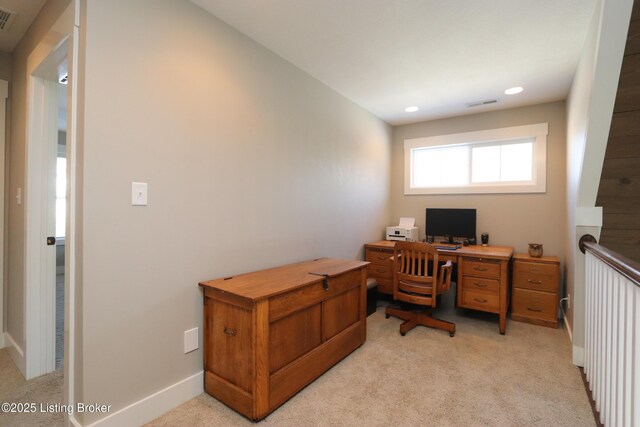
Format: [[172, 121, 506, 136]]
[[511, 253, 560, 328]]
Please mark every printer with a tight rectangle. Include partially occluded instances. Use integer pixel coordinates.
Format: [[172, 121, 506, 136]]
[[386, 217, 419, 242]]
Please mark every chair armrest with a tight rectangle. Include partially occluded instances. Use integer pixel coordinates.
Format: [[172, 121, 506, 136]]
[[389, 254, 402, 262], [439, 260, 453, 289]]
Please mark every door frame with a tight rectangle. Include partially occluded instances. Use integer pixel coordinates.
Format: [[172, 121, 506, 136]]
[[0, 80, 7, 349]]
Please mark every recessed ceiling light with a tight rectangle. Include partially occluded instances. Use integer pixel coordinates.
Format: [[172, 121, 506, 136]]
[[504, 86, 523, 95], [404, 106, 419, 113]]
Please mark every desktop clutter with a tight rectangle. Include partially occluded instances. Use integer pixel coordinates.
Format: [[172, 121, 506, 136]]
[[386, 209, 487, 248]]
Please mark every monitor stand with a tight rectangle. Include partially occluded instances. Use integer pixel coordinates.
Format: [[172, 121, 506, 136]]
[[440, 236, 461, 245]]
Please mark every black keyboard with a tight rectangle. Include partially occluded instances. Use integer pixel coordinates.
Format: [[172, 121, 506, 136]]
[[433, 245, 459, 251]]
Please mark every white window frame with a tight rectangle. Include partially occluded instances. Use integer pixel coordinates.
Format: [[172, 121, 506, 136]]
[[404, 123, 548, 195]]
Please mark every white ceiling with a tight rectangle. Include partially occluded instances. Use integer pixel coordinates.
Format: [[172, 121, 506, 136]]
[[0, 0, 46, 53], [192, 0, 597, 125]]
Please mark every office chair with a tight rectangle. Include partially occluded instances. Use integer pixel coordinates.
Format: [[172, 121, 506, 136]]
[[385, 241, 455, 337]]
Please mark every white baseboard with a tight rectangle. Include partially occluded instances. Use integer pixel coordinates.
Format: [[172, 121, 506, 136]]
[[86, 370, 203, 427], [573, 346, 585, 367], [4, 332, 26, 377]]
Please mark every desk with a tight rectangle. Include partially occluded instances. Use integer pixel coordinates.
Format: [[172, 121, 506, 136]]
[[365, 241, 513, 334], [199, 258, 368, 420]]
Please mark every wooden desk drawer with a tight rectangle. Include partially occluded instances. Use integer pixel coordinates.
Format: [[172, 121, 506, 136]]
[[512, 288, 557, 322], [366, 248, 393, 265], [462, 259, 501, 279], [462, 276, 499, 295], [513, 263, 559, 293], [461, 289, 499, 312], [269, 269, 360, 321], [367, 263, 392, 279]]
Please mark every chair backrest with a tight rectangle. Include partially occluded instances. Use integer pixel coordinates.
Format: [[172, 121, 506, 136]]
[[392, 241, 447, 308]]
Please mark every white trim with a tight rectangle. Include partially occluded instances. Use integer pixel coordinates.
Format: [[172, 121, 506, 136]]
[[85, 371, 204, 427], [573, 345, 585, 367], [66, 2, 81, 418], [404, 122, 548, 195], [0, 79, 7, 349], [576, 206, 603, 227], [5, 332, 26, 376]]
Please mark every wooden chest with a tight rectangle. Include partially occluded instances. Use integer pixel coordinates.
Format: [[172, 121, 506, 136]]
[[199, 258, 368, 420]]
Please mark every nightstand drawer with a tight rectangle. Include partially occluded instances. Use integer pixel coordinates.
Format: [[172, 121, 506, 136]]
[[462, 276, 499, 295], [512, 288, 557, 322], [462, 259, 501, 279], [461, 289, 499, 312], [513, 263, 559, 293]]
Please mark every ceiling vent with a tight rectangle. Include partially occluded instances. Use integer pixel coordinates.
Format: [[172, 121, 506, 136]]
[[0, 7, 16, 31], [466, 99, 499, 108]]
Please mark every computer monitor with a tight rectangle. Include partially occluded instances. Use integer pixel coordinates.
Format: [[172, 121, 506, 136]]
[[426, 208, 476, 244]]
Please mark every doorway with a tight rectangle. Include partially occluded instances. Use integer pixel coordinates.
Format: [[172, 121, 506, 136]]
[[24, 39, 69, 379]]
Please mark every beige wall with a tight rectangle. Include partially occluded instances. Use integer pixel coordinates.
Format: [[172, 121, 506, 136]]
[[0, 52, 11, 81], [391, 101, 567, 263], [79, 0, 390, 421], [5, 0, 71, 351]]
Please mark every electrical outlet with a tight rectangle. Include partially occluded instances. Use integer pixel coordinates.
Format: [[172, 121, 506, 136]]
[[184, 327, 198, 354], [567, 294, 571, 310]]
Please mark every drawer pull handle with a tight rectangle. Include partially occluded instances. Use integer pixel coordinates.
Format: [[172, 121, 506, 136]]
[[474, 267, 488, 272], [223, 327, 236, 336], [473, 298, 488, 303], [527, 279, 542, 284], [473, 282, 487, 288], [527, 307, 542, 312]]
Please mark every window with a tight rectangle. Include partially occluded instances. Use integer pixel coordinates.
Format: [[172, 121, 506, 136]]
[[404, 123, 548, 195]]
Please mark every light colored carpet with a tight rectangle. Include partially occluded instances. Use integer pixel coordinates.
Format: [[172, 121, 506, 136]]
[[0, 349, 64, 427], [0, 274, 64, 426], [147, 300, 594, 427]]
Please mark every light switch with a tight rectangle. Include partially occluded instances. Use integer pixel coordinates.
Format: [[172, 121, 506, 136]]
[[131, 182, 148, 206], [184, 327, 198, 354], [16, 187, 22, 205]]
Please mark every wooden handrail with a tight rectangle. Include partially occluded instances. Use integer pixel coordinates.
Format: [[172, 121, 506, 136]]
[[579, 234, 640, 286]]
